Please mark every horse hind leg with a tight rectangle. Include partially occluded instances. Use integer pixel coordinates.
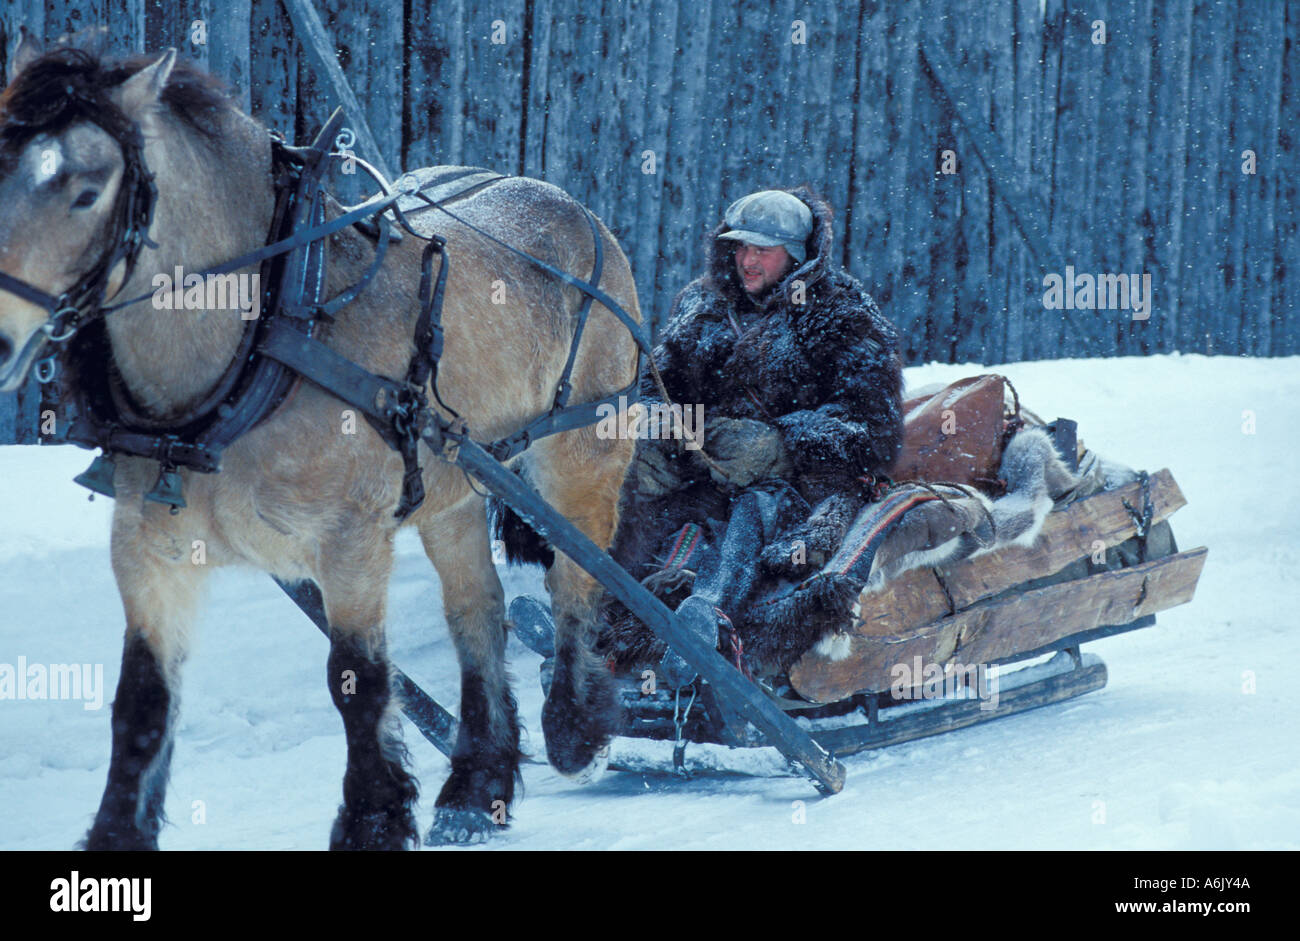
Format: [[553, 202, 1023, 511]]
[[531, 428, 633, 778], [417, 498, 521, 845], [317, 532, 419, 850], [84, 550, 207, 851]]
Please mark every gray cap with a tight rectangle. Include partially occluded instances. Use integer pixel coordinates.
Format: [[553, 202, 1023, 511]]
[[718, 190, 814, 264]]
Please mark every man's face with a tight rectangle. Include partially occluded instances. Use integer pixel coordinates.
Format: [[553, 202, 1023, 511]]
[[734, 242, 793, 297]]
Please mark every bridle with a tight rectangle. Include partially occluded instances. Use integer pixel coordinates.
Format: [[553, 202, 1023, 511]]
[[0, 75, 651, 520], [0, 91, 158, 381]]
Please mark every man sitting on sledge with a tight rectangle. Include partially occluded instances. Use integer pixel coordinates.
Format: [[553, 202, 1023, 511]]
[[591, 186, 906, 682]]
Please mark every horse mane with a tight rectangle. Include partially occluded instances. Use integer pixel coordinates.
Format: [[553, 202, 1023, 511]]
[[0, 48, 233, 166]]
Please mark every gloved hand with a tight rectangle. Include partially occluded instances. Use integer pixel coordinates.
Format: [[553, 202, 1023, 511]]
[[697, 417, 791, 488], [759, 494, 858, 577], [633, 441, 687, 498]]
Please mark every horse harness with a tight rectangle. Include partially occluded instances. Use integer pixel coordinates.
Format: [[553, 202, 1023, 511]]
[[0, 101, 649, 520]]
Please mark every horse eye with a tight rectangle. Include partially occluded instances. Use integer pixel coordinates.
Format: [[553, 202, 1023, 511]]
[[71, 189, 99, 209]]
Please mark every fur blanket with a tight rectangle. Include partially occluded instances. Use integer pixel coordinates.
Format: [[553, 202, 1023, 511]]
[[598, 426, 1081, 676]]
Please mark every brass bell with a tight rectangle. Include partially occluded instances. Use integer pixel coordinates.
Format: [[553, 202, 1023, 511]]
[[145, 465, 186, 514], [74, 454, 117, 499]]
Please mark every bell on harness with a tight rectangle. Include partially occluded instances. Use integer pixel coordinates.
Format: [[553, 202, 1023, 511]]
[[145, 465, 186, 513], [74, 453, 118, 499]]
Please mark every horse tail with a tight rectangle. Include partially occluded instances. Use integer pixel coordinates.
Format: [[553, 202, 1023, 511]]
[[488, 467, 555, 569]]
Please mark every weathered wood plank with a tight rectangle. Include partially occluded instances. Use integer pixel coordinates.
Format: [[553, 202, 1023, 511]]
[[636, 0, 677, 331], [206, 0, 250, 111], [281, 0, 392, 180], [1234, 0, 1287, 356], [1144, 0, 1193, 354], [882, 6, 927, 359], [658, 0, 711, 325], [831, 467, 1186, 644], [1274, 0, 1300, 355], [406, 0, 465, 168], [792, 546, 1206, 702], [938, 468, 1186, 609], [463, 0, 525, 176], [248, 0, 298, 139], [1117, 0, 1153, 355], [849, 1, 889, 283], [1178, 0, 1233, 354], [1005, 0, 1041, 364]]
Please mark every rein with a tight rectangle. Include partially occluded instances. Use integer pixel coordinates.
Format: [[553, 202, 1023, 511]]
[[0, 101, 648, 520]]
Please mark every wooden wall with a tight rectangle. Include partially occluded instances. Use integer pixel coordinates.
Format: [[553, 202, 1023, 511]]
[[1, 0, 1297, 444]]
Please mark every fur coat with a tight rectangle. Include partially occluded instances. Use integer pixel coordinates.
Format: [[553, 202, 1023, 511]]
[[599, 187, 906, 671]]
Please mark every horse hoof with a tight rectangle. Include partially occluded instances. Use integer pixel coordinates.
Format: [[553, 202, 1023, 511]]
[[566, 743, 610, 785], [509, 595, 556, 658], [424, 808, 499, 847]]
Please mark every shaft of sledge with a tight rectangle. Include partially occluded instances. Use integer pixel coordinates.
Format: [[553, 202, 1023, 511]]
[[273, 576, 459, 758], [448, 434, 847, 795]]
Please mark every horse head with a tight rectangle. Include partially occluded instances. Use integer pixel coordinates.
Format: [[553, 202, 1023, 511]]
[[0, 42, 271, 412]]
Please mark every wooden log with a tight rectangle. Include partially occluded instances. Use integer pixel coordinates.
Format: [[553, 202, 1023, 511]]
[[938, 468, 1186, 608], [849, 2, 890, 278], [951, 3, 993, 364], [821, 467, 1190, 642], [882, 7, 927, 359], [1118, 0, 1154, 356], [827, 468, 1186, 643], [464, 0, 524, 177], [1274, 0, 1300, 355], [1177, 0, 1233, 354], [406, 0, 465, 169], [1144, 0, 1193, 354], [207, 0, 250, 112], [249, 0, 298, 139], [791, 545, 1206, 702], [1006, 0, 1042, 364], [281, 0, 392, 181], [633, 0, 676, 331], [658, 0, 712, 328], [1031, 0, 1064, 362], [1234, 1, 1287, 356]]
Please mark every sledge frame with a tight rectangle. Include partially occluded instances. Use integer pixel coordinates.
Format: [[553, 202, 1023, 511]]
[[600, 468, 1206, 777], [272, 454, 1205, 790]]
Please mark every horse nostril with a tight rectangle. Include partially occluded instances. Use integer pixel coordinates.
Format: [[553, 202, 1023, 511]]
[[0, 333, 12, 367]]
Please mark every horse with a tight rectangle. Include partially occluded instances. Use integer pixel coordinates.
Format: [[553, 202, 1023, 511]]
[[0, 40, 639, 849]]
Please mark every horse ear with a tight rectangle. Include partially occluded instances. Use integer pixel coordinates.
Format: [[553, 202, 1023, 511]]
[[116, 48, 177, 117], [6, 26, 45, 85]]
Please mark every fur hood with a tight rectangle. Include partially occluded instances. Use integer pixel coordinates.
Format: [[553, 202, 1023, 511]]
[[702, 184, 838, 314]]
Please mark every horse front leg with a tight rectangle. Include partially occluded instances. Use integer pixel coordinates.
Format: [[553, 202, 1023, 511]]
[[419, 500, 521, 845], [317, 533, 419, 851], [84, 541, 207, 851]]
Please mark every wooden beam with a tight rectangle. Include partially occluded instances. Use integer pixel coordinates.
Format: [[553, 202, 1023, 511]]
[[281, 0, 392, 180], [919, 37, 1056, 266], [791, 545, 1207, 702]]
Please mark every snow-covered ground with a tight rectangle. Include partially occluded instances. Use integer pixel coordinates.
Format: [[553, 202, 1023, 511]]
[[1, 353, 1296, 850]]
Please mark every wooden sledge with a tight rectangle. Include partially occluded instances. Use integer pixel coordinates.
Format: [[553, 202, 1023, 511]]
[[602, 467, 1207, 775]]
